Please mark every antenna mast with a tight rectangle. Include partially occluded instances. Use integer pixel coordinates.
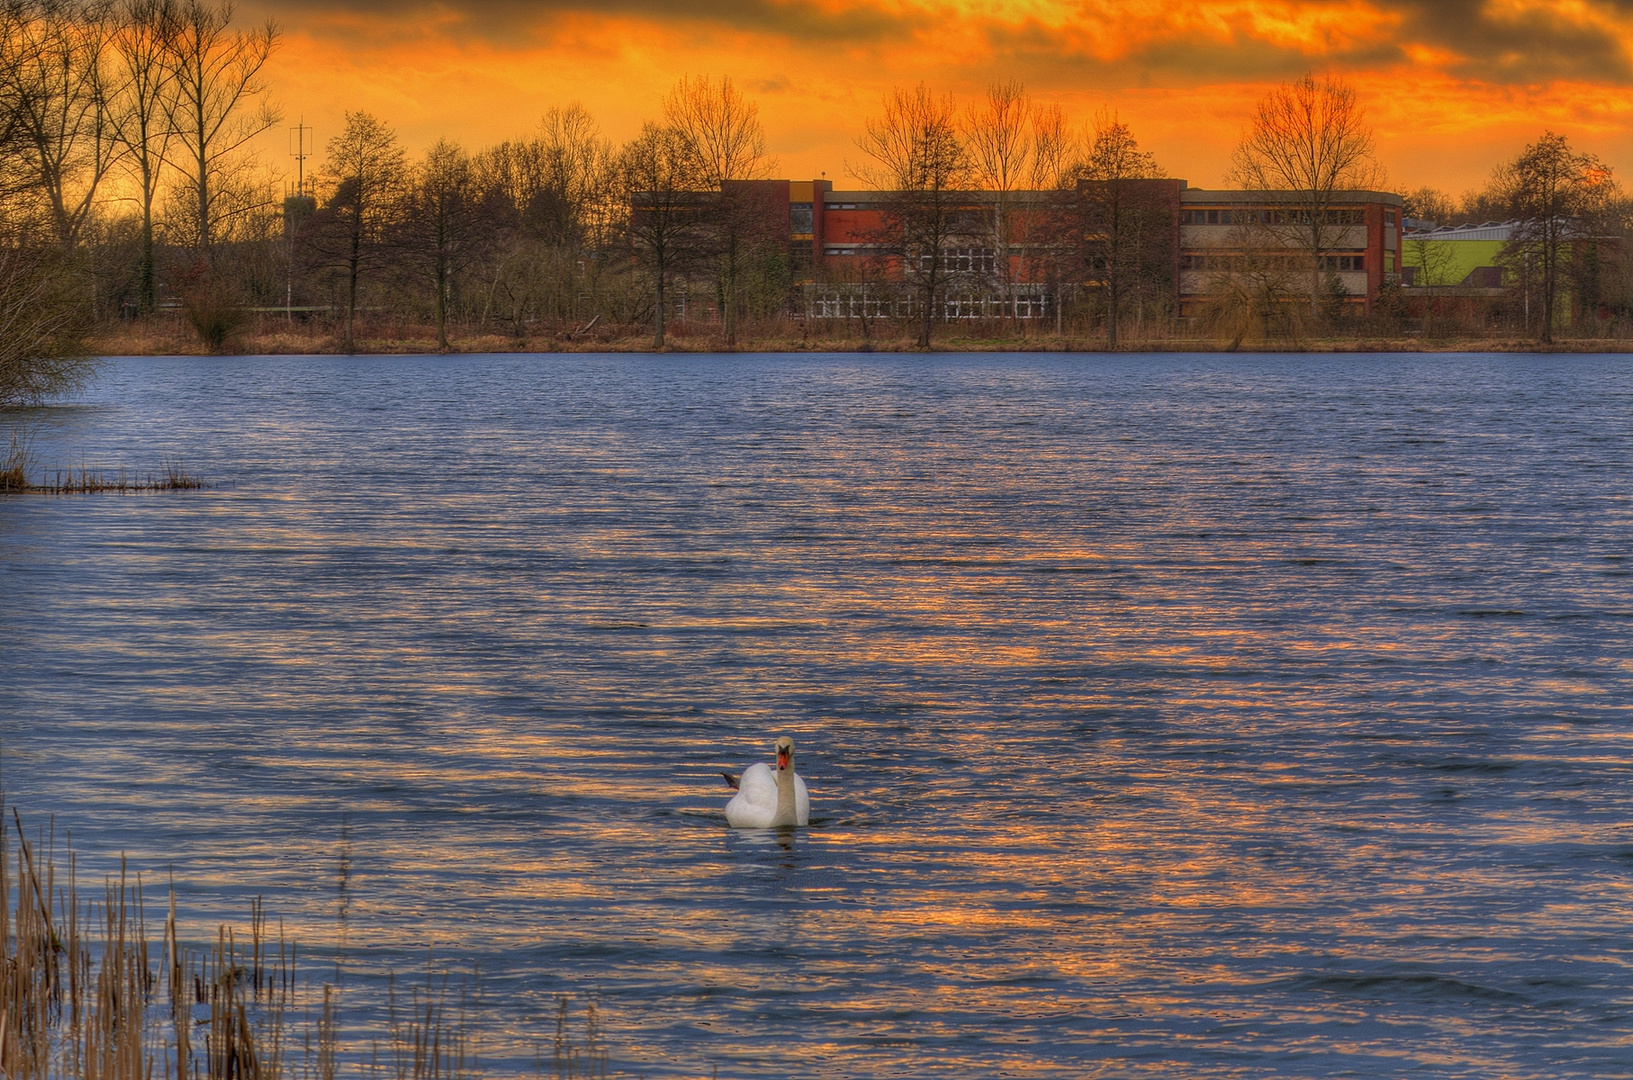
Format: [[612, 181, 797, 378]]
[[285, 118, 315, 319], [290, 118, 313, 197]]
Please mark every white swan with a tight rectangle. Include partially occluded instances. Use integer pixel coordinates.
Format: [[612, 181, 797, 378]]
[[721, 736, 810, 828]]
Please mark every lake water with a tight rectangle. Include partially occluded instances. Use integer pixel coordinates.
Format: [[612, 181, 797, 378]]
[[3, 351, 1632, 1078]]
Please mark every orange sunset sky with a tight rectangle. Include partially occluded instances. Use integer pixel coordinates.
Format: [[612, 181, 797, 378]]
[[239, 0, 1633, 196]]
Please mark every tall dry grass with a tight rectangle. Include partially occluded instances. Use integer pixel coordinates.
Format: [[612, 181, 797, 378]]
[[0, 429, 205, 495], [0, 811, 615, 1080], [1, 429, 28, 492]]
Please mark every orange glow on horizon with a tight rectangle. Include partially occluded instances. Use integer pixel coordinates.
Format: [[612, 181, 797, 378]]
[[241, 1, 1633, 197]]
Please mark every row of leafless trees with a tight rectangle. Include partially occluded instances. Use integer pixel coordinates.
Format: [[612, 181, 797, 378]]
[[0, 0, 277, 296], [1401, 133, 1629, 343], [0, 0, 275, 400], [844, 82, 1170, 348], [2, 1, 1629, 404], [289, 75, 1186, 352]]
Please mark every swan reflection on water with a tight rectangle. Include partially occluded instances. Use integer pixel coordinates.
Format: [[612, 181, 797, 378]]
[[730, 826, 799, 853]]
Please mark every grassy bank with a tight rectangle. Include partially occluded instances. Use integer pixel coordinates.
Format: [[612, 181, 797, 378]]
[[88, 314, 1633, 357]]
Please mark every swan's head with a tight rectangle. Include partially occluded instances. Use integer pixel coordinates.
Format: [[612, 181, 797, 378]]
[[775, 736, 794, 772]]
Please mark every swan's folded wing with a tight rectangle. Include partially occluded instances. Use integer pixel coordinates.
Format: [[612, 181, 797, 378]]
[[737, 762, 776, 802], [725, 762, 779, 828]]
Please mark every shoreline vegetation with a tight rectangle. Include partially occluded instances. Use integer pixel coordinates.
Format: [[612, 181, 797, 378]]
[[0, 808, 614, 1080], [1, 431, 204, 495], [0, 0, 1626, 413], [87, 315, 1633, 357], [0, 4, 1625, 401]]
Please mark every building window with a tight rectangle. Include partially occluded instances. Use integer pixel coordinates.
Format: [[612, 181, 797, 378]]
[[1181, 207, 1367, 227], [926, 247, 996, 275], [1180, 252, 1368, 273], [791, 203, 813, 235]]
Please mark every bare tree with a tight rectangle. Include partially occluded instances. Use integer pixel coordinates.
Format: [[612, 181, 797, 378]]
[[1021, 102, 1079, 334], [1401, 185, 1454, 227], [162, 0, 277, 253], [1027, 103, 1075, 192], [533, 103, 616, 249], [1202, 254, 1307, 350], [111, 0, 177, 311], [0, 245, 94, 404], [308, 111, 404, 351], [468, 104, 619, 337], [1401, 227, 1459, 335], [0, 0, 126, 250], [853, 83, 970, 348], [395, 138, 487, 352], [1457, 184, 1508, 226], [964, 79, 1034, 334], [664, 74, 769, 190], [1229, 72, 1382, 321], [1494, 132, 1617, 343], [619, 121, 704, 349], [1402, 231, 1458, 287], [1078, 110, 1167, 347], [664, 75, 771, 347]]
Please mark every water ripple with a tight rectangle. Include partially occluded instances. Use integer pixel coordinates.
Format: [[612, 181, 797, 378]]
[[2, 351, 1631, 1077]]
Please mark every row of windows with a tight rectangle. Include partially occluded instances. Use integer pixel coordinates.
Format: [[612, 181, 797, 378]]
[[820, 205, 1383, 224], [1180, 252, 1367, 272], [1182, 208, 1369, 226], [939, 248, 996, 274], [807, 292, 1052, 320], [809, 295, 902, 319], [819, 247, 1000, 269]]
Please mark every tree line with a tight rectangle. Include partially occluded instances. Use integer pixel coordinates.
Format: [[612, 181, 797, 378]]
[[1399, 134, 1628, 344], [0, 1, 1630, 404]]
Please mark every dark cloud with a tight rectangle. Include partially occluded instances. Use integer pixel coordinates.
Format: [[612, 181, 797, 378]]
[[252, 0, 1633, 86], [982, 1, 1633, 87], [1393, 0, 1633, 83], [251, 0, 924, 46]]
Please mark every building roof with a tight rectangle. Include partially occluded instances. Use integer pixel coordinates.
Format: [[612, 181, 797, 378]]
[[1179, 188, 1403, 206], [1404, 221, 1518, 242]]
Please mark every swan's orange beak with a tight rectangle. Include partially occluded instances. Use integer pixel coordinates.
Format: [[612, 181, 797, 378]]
[[776, 749, 789, 770]]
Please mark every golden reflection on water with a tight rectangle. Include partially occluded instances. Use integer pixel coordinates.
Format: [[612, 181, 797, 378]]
[[3, 353, 1633, 1076]]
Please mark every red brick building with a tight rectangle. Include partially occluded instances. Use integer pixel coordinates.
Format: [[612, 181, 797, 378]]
[[697, 178, 1406, 319]]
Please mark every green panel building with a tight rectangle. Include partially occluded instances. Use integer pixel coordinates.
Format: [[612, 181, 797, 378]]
[[1399, 222, 1513, 288]]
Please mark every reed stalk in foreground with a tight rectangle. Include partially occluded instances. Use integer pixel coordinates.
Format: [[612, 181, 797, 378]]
[[1, 810, 623, 1080]]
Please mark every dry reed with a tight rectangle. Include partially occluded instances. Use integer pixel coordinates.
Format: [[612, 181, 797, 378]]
[[1, 811, 620, 1080], [539, 996, 607, 1080], [25, 458, 205, 495], [1, 429, 28, 491], [2, 424, 207, 495]]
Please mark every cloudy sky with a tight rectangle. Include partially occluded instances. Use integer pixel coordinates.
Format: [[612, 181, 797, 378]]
[[241, 0, 1633, 194]]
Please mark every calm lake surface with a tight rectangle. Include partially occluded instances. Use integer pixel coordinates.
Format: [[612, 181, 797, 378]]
[[3, 351, 1632, 1077]]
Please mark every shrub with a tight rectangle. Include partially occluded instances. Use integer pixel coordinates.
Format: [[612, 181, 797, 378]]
[[181, 271, 248, 353], [0, 246, 97, 406]]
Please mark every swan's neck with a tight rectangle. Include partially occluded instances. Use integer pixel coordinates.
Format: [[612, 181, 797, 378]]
[[772, 766, 797, 827]]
